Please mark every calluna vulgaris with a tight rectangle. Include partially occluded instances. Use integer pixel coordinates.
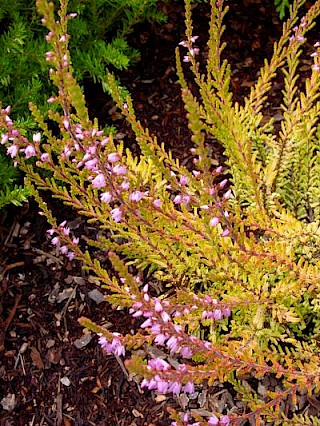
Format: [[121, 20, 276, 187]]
[[1, 0, 320, 424]]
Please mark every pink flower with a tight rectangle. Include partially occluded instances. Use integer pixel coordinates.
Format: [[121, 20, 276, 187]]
[[25, 145, 36, 158], [85, 158, 98, 170], [51, 236, 60, 246], [7, 145, 19, 158], [147, 358, 171, 371], [33, 132, 41, 143], [173, 195, 182, 204], [121, 180, 130, 190], [67, 251, 75, 261], [41, 153, 50, 162], [220, 415, 230, 425], [169, 382, 181, 394], [180, 346, 193, 358], [107, 152, 120, 163], [219, 179, 228, 189], [154, 300, 163, 312], [129, 191, 144, 202], [111, 207, 122, 222], [153, 199, 162, 208], [184, 381, 195, 393], [221, 228, 230, 237], [208, 415, 219, 426], [154, 333, 168, 345], [209, 217, 220, 227], [1, 134, 8, 145], [100, 191, 112, 203], [92, 173, 106, 189], [101, 138, 109, 146], [98, 334, 125, 357], [179, 175, 189, 186], [112, 164, 127, 176], [166, 336, 180, 352], [179, 40, 188, 47], [62, 227, 70, 236], [224, 189, 232, 199], [60, 246, 68, 254]]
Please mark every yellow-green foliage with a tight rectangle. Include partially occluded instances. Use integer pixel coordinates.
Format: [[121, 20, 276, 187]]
[[1, 0, 320, 423]]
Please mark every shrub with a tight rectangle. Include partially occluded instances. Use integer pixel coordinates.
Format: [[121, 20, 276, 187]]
[[1, 0, 320, 424], [0, 0, 165, 210]]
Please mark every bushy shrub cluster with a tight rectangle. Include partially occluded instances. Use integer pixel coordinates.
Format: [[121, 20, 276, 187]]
[[1, 0, 320, 424], [0, 0, 165, 210]]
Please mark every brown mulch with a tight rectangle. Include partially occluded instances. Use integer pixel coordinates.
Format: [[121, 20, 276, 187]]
[[1, 1, 320, 425]]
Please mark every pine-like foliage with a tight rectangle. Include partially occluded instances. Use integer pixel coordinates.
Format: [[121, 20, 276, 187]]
[[1, 0, 320, 424], [0, 148, 29, 209], [0, 0, 165, 211], [0, 0, 165, 122], [275, 0, 292, 19]]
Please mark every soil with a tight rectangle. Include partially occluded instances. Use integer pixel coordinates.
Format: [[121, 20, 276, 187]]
[[1, 1, 320, 425]]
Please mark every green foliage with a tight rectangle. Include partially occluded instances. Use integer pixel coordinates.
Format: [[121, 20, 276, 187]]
[[0, 0, 166, 210], [275, 0, 292, 19], [0, 0, 166, 123], [1, 0, 320, 423], [0, 149, 29, 209]]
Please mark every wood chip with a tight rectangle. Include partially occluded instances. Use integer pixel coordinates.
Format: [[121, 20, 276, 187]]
[[74, 333, 93, 349], [30, 346, 44, 369]]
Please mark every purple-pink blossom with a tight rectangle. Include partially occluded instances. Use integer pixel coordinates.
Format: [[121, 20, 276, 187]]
[[41, 153, 50, 162], [147, 358, 171, 371], [92, 173, 106, 189], [208, 415, 219, 426], [98, 334, 125, 357], [100, 191, 112, 203], [84, 158, 98, 171], [60, 246, 68, 255], [129, 191, 144, 202], [7, 145, 19, 158], [111, 207, 123, 222], [107, 152, 120, 163], [24, 145, 36, 159], [112, 164, 127, 176], [184, 381, 195, 393], [209, 217, 220, 227], [179, 175, 189, 186]]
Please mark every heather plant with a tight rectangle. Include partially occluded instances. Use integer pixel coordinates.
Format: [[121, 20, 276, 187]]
[[1, 0, 320, 424]]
